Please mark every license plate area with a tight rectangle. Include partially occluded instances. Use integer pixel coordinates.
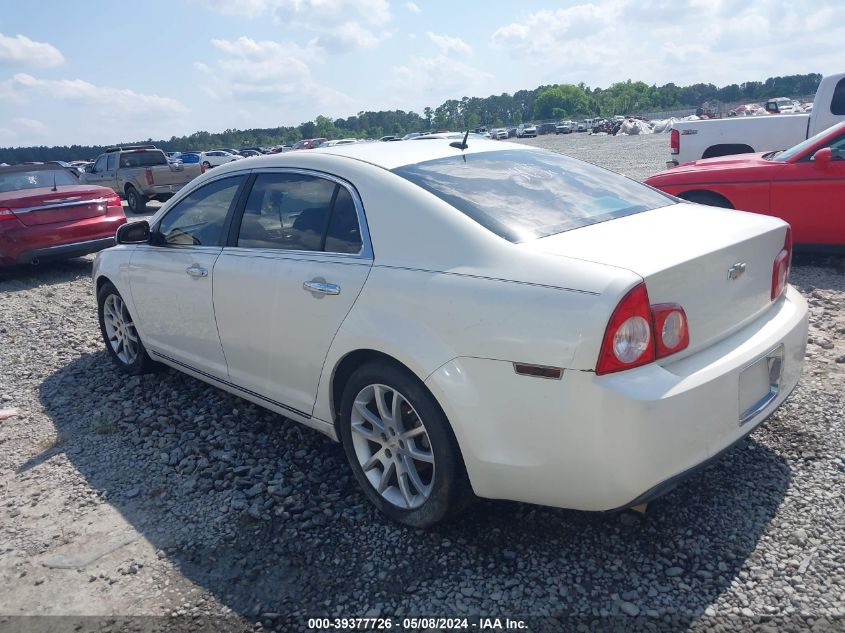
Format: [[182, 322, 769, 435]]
[[738, 344, 784, 426]]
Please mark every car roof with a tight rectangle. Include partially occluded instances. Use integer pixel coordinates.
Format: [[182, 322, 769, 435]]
[[310, 137, 533, 170]]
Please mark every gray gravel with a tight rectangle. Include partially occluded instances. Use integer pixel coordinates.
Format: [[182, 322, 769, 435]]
[[0, 134, 843, 632]]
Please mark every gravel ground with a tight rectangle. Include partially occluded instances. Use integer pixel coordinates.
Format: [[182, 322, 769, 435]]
[[1, 134, 844, 632]]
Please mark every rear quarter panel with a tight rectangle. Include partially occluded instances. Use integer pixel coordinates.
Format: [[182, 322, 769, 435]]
[[674, 115, 808, 164]]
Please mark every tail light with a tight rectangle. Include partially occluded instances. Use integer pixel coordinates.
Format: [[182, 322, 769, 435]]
[[0, 207, 16, 222], [597, 284, 655, 375], [597, 283, 690, 375], [670, 129, 679, 155], [651, 304, 689, 359], [145, 168, 154, 187], [106, 193, 122, 212], [771, 226, 792, 300]]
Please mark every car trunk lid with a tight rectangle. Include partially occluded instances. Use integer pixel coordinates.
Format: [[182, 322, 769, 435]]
[[521, 203, 789, 357], [2, 186, 113, 226]]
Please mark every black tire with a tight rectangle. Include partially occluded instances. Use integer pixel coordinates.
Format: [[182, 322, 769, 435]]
[[202, 161, 212, 169], [678, 191, 734, 209], [338, 360, 474, 528], [125, 186, 147, 213], [97, 282, 158, 375]]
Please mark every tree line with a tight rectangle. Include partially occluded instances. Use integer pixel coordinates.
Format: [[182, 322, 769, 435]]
[[0, 73, 822, 164]]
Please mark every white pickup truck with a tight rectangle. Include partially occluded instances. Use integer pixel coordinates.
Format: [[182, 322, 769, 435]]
[[668, 72, 845, 167]]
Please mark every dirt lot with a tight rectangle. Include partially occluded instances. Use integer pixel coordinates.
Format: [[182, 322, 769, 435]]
[[1, 134, 844, 632]]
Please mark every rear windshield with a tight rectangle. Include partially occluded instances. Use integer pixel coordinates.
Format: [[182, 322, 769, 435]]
[[392, 149, 673, 242], [118, 151, 167, 168], [0, 169, 78, 193]]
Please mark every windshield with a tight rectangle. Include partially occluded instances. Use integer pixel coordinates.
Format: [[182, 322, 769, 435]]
[[392, 149, 674, 242], [0, 169, 79, 193], [770, 122, 845, 162]]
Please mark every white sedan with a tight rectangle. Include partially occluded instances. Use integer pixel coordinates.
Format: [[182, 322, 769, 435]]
[[199, 150, 243, 169], [93, 140, 808, 527]]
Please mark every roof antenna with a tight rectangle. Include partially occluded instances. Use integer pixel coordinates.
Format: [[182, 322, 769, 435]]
[[51, 172, 58, 192], [450, 129, 470, 150]]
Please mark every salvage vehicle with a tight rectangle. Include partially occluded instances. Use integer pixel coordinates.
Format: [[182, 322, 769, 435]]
[[0, 164, 125, 266], [647, 121, 845, 250], [516, 123, 537, 138], [199, 150, 243, 169], [81, 146, 202, 213], [92, 140, 808, 527], [669, 72, 845, 166]]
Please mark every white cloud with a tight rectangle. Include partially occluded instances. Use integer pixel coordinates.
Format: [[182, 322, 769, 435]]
[[426, 32, 472, 57], [387, 54, 493, 113], [1, 73, 188, 116], [0, 117, 49, 144], [203, 0, 391, 51], [0, 33, 64, 68], [490, 0, 845, 87], [406, 1, 421, 13], [195, 36, 352, 125]]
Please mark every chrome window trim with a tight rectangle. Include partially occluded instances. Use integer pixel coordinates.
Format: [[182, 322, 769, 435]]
[[11, 197, 112, 215], [235, 167, 373, 260]]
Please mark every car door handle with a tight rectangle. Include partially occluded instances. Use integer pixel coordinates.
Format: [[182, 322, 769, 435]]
[[186, 264, 208, 278], [303, 281, 340, 295]]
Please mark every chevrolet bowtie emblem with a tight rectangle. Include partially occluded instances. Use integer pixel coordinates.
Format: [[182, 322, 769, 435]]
[[727, 262, 747, 280]]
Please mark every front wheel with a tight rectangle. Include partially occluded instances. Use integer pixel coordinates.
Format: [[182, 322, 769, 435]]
[[338, 361, 473, 527], [97, 282, 158, 375], [202, 161, 212, 169]]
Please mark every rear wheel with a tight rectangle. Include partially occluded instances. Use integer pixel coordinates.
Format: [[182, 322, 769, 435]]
[[202, 160, 212, 169], [338, 361, 473, 527], [678, 191, 734, 209], [125, 186, 147, 213], [97, 282, 157, 375]]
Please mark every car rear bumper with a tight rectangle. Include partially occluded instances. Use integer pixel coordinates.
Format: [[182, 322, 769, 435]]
[[0, 214, 124, 266], [16, 236, 115, 264], [425, 286, 808, 511]]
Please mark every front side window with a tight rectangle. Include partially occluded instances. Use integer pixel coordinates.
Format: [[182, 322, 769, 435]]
[[237, 173, 337, 251], [392, 149, 673, 242], [93, 156, 107, 173], [158, 176, 244, 246]]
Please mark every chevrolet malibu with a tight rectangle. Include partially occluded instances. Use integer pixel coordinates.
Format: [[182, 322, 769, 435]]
[[92, 140, 808, 527]]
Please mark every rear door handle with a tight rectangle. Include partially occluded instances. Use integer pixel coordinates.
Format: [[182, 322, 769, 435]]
[[303, 280, 340, 295], [186, 264, 208, 278]]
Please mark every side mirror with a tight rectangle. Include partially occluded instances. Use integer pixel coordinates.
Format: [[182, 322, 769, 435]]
[[116, 220, 150, 245], [812, 147, 832, 169]]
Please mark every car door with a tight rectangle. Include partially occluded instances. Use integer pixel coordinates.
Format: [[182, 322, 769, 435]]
[[83, 155, 109, 187], [770, 131, 845, 245], [212, 170, 373, 418], [103, 152, 119, 192], [128, 174, 247, 379]]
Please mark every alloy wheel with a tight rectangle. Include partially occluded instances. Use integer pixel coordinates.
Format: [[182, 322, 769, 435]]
[[102, 294, 139, 365], [350, 384, 435, 509]]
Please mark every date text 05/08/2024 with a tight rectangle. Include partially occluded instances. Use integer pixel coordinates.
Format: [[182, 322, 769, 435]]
[[306, 617, 528, 630]]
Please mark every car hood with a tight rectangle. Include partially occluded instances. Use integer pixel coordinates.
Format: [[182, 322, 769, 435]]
[[647, 152, 774, 184]]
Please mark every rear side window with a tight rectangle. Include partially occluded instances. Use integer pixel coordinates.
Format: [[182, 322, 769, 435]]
[[324, 187, 362, 254], [392, 149, 673, 242], [831, 78, 845, 116], [237, 173, 336, 251], [158, 176, 244, 246], [107, 154, 117, 171], [237, 173, 363, 253]]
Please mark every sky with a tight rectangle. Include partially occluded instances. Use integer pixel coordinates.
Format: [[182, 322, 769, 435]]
[[1, 0, 843, 147]]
